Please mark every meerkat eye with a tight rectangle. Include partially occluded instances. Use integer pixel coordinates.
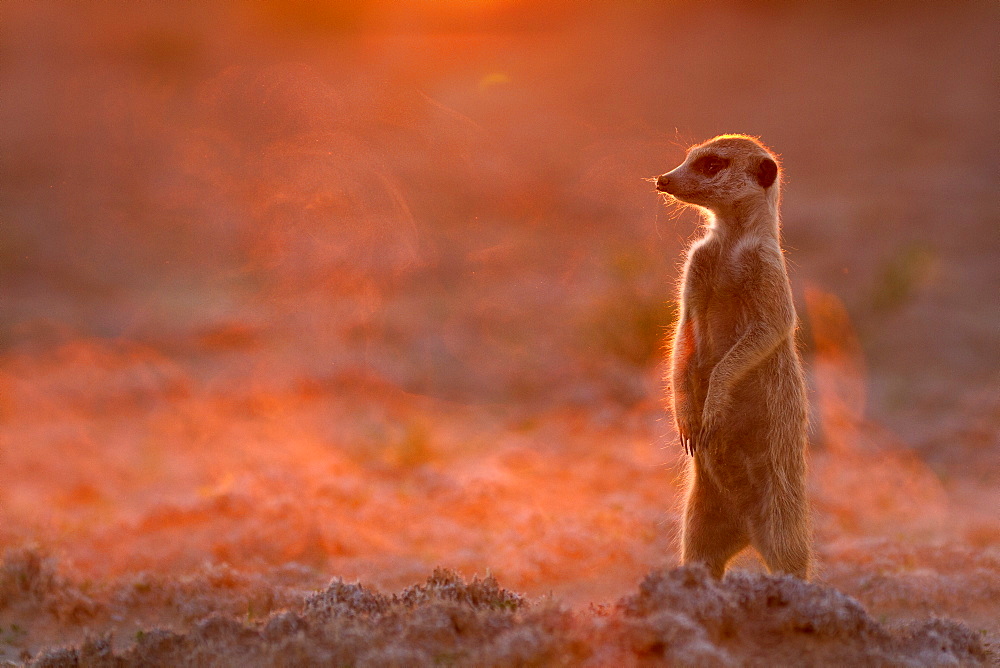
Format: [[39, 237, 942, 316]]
[[692, 155, 729, 177]]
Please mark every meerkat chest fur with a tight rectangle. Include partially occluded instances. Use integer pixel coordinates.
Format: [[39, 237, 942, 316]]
[[685, 231, 781, 367]]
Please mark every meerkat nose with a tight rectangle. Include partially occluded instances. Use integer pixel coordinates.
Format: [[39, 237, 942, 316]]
[[655, 174, 671, 192]]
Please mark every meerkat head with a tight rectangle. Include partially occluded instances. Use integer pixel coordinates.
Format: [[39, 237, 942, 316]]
[[655, 135, 780, 216]]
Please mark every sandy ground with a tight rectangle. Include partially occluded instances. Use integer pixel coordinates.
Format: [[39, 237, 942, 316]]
[[1, 1, 998, 665]]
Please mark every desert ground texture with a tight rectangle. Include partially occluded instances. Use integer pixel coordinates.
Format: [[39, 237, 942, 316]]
[[1, 1, 998, 665]]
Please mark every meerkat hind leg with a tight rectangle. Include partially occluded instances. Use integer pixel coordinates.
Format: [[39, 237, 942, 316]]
[[750, 499, 811, 579], [682, 472, 749, 578]]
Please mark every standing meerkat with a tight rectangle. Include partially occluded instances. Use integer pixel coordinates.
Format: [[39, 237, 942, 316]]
[[655, 134, 811, 579]]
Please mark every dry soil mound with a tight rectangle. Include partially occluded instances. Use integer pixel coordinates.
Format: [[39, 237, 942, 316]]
[[29, 565, 987, 667]]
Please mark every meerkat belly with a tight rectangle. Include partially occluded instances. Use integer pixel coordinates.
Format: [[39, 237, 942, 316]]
[[699, 283, 745, 366], [729, 345, 806, 454], [686, 296, 738, 408], [730, 355, 784, 434]]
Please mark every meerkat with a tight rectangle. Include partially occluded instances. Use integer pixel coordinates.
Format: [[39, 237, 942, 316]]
[[655, 134, 811, 579]]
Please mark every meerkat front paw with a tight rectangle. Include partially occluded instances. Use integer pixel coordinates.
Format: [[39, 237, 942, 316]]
[[674, 403, 702, 455], [697, 399, 728, 450], [676, 417, 699, 455]]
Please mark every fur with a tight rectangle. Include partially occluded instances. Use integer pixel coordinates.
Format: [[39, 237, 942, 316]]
[[656, 134, 811, 579]]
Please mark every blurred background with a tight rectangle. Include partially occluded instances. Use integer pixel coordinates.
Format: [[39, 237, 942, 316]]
[[0, 0, 998, 651]]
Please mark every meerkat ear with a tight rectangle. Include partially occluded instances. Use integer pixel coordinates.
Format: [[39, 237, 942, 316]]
[[755, 157, 778, 189]]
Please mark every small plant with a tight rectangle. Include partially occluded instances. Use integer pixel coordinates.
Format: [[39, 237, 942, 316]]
[[872, 242, 938, 312], [583, 248, 677, 368], [1, 623, 28, 646]]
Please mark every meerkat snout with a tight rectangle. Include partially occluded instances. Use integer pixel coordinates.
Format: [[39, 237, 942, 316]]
[[655, 174, 673, 193]]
